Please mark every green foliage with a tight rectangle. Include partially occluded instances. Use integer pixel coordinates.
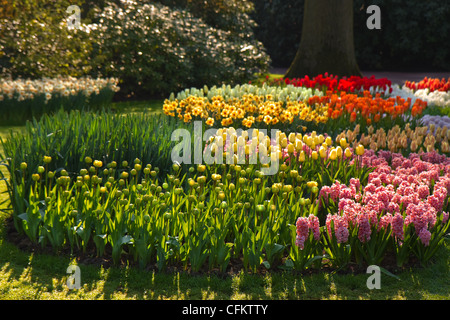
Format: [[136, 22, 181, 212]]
[[1, 0, 270, 99], [353, 0, 450, 71], [251, 0, 303, 68], [251, 0, 450, 71], [0, 0, 94, 78], [0, 109, 189, 224], [89, 0, 269, 98]]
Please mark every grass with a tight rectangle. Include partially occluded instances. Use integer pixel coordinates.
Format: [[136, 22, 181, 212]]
[[0, 96, 449, 300]]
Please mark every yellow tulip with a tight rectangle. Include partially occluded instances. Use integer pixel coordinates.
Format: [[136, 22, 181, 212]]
[[329, 148, 337, 161], [311, 151, 318, 160], [288, 132, 296, 143], [325, 136, 333, 146], [344, 147, 352, 158], [306, 181, 318, 188], [319, 145, 327, 159], [340, 137, 348, 148], [356, 144, 365, 156], [287, 143, 295, 154], [336, 146, 343, 158], [295, 139, 303, 151], [299, 151, 306, 162]]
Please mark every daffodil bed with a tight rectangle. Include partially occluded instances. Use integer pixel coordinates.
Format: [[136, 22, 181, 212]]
[[3, 75, 450, 274]]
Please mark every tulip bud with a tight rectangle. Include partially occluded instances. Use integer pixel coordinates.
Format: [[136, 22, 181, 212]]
[[344, 148, 352, 158], [43, 156, 52, 164], [299, 151, 306, 162], [20, 162, 28, 170], [329, 148, 337, 161], [356, 144, 365, 156], [319, 146, 327, 159], [93, 160, 103, 168], [256, 204, 265, 212]]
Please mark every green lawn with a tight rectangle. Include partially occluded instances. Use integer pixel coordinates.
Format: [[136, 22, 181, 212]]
[[0, 98, 449, 300]]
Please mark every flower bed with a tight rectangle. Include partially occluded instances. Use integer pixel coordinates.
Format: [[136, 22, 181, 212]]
[[283, 74, 393, 94], [7, 120, 450, 272], [165, 82, 428, 137], [0, 76, 120, 124], [3, 73, 450, 274], [318, 149, 450, 268]]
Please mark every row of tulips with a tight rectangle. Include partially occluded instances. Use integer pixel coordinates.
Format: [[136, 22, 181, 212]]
[[281, 74, 393, 95], [405, 77, 450, 93], [165, 83, 428, 137], [11, 124, 450, 271], [0, 76, 120, 124], [335, 123, 450, 155]]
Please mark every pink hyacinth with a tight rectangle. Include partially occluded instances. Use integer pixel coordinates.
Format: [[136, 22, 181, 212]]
[[326, 214, 349, 244], [418, 228, 431, 247], [308, 214, 321, 241], [378, 213, 393, 231], [417, 184, 430, 199], [357, 214, 371, 243], [349, 178, 360, 191], [296, 215, 321, 250], [392, 213, 404, 241], [443, 211, 449, 225], [296, 217, 310, 250]]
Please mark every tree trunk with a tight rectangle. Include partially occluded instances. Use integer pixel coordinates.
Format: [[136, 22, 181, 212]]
[[285, 0, 362, 78]]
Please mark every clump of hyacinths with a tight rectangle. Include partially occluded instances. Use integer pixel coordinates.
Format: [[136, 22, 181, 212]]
[[318, 150, 450, 268]]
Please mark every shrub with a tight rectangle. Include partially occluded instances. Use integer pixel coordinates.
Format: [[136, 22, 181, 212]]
[[88, 0, 270, 99], [0, 0, 93, 79]]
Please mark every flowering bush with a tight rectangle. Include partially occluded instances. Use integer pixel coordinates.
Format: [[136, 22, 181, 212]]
[[89, 0, 269, 98], [0, 76, 119, 124]]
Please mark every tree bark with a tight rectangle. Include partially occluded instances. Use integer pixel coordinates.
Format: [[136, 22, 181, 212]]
[[285, 0, 362, 78]]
